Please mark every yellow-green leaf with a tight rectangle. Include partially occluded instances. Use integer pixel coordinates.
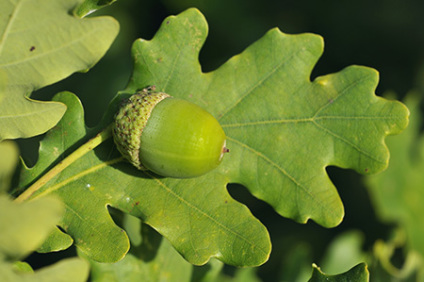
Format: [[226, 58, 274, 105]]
[[0, 0, 119, 140]]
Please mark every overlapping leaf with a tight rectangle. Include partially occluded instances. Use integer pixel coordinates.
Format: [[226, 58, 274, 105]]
[[74, 0, 119, 17], [17, 8, 408, 267], [87, 219, 261, 281], [0, 0, 119, 140], [87, 221, 194, 281], [308, 263, 369, 282], [0, 196, 63, 260], [0, 196, 89, 282]]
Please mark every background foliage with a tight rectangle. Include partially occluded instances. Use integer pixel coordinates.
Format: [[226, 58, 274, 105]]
[[3, 0, 424, 281]]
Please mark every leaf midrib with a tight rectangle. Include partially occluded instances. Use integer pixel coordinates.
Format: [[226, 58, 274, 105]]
[[147, 174, 270, 259], [220, 115, 399, 128], [0, 0, 22, 55], [216, 44, 302, 120], [0, 24, 107, 69]]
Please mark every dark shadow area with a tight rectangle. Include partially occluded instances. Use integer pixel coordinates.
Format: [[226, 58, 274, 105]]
[[225, 166, 394, 281], [24, 244, 77, 271]]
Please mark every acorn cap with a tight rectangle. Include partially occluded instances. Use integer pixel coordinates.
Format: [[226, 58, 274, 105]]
[[113, 90, 170, 170]]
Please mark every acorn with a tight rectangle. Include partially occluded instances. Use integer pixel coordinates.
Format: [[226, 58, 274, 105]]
[[112, 86, 229, 178]]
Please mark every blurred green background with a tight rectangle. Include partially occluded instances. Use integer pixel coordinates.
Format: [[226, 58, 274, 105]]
[[25, 0, 424, 280]]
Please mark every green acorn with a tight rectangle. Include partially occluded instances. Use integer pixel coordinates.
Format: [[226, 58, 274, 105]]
[[113, 87, 228, 178]]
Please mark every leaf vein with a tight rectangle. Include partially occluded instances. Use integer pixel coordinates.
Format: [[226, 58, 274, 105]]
[[311, 119, 385, 164], [312, 75, 369, 118], [226, 136, 314, 199], [0, 25, 107, 69], [163, 43, 182, 90], [218, 52, 297, 120], [31, 157, 123, 200], [149, 174, 269, 256], [0, 0, 22, 55], [221, 115, 398, 128]]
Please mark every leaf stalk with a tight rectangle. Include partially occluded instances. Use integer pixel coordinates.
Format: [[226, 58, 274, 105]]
[[14, 125, 113, 203]]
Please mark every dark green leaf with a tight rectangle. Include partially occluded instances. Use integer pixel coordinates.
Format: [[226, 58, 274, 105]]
[[125, 8, 409, 227], [308, 263, 369, 282], [74, 0, 119, 18]]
